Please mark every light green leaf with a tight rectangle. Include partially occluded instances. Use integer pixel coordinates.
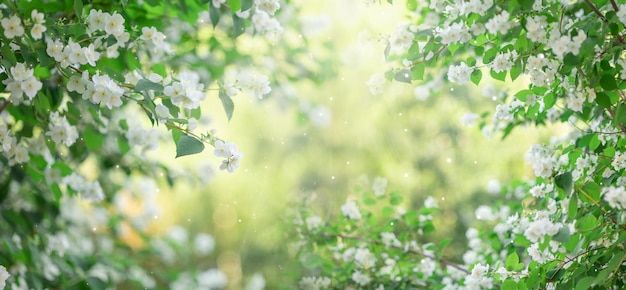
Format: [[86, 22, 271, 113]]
[[219, 91, 235, 121], [135, 79, 164, 92], [394, 69, 412, 83], [505, 252, 519, 271], [227, 0, 241, 11], [575, 277, 595, 290], [175, 135, 205, 158]]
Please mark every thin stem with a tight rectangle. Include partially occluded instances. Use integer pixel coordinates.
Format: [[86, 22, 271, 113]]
[[0, 101, 10, 114], [610, 0, 619, 12], [583, 0, 626, 44]]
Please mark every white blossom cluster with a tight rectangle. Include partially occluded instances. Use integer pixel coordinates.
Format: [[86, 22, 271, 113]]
[[213, 140, 243, 173], [1, 63, 43, 104], [341, 200, 362, 220], [298, 276, 331, 290], [602, 186, 626, 210], [447, 62, 473, 84], [0, 124, 29, 165], [525, 144, 557, 178]]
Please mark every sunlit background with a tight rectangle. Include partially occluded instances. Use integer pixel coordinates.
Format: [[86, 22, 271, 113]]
[[144, 1, 557, 288]]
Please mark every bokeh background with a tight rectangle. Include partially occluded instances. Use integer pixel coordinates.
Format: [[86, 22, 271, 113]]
[[142, 1, 557, 288]]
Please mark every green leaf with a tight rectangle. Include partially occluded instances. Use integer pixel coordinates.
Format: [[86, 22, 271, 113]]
[[218, 91, 235, 121], [596, 92, 612, 108], [613, 103, 626, 129], [51, 162, 73, 176], [406, 0, 417, 10], [382, 206, 395, 217], [232, 14, 246, 38], [390, 192, 403, 205], [555, 172, 573, 195], [470, 70, 482, 85], [175, 135, 205, 158], [209, 5, 221, 27], [553, 226, 570, 242], [575, 277, 595, 290], [568, 195, 578, 220], [510, 66, 522, 81], [490, 69, 507, 81], [74, 0, 83, 17], [505, 252, 519, 271], [580, 182, 601, 203], [84, 126, 104, 150], [241, 0, 253, 10], [501, 279, 517, 290], [576, 214, 597, 232], [394, 69, 412, 83], [135, 79, 163, 92], [117, 137, 131, 155], [411, 63, 425, 80], [227, 0, 241, 11], [563, 53, 579, 66], [600, 73, 618, 90]]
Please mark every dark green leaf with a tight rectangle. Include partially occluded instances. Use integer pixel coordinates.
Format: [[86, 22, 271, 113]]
[[600, 73, 618, 90], [555, 172, 573, 195], [74, 0, 83, 17], [175, 135, 205, 158]]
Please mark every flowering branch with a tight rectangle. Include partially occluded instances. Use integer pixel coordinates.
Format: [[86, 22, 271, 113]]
[[321, 233, 469, 274]]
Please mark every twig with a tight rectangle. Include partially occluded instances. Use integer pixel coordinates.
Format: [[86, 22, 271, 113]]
[[583, 0, 626, 45], [0, 101, 10, 114]]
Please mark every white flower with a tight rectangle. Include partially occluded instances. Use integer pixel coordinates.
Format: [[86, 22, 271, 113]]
[[239, 72, 271, 99], [461, 112, 479, 127], [602, 186, 626, 210], [380, 232, 402, 248], [372, 176, 388, 196], [46, 112, 79, 147], [299, 276, 331, 290], [341, 200, 362, 220], [251, 11, 283, 40], [30, 9, 47, 39], [0, 265, 9, 289], [2, 15, 25, 38], [20, 76, 42, 100], [197, 269, 228, 289], [424, 196, 439, 208], [46, 39, 65, 61], [367, 73, 386, 95], [485, 10, 513, 35], [104, 12, 125, 37], [354, 248, 376, 268], [447, 62, 473, 84], [194, 233, 215, 255], [305, 215, 323, 231], [82, 181, 105, 202], [352, 271, 372, 286], [255, 0, 280, 15], [245, 273, 266, 290]]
